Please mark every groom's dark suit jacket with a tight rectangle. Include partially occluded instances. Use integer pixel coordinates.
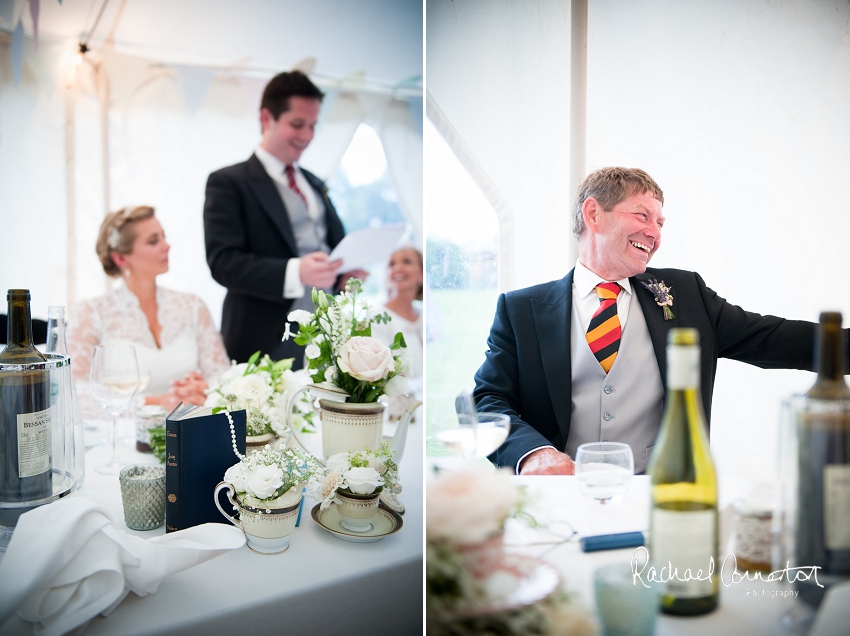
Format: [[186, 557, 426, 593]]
[[474, 267, 842, 471], [204, 154, 345, 364]]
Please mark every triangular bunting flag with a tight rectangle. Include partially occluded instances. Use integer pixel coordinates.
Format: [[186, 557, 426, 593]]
[[173, 65, 215, 115], [0, 0, 15, 25], [29, 0, 39, 52], [11, 20, 24, 85]]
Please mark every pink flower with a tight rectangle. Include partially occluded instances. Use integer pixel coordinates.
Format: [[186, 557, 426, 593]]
[[337, 336, 394, 382]]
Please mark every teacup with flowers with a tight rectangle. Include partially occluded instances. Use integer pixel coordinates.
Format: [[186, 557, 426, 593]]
[[214, 446, 322, 554], [307, 442, 399, 533]]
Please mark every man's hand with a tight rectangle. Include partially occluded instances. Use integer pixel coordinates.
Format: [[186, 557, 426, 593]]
[[338, 269, 370, 289], [518, 448, 575, 475], [300, 252, 343, 289]]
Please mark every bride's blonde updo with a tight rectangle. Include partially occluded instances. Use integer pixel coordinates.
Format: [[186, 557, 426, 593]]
[[95, 206, 155, 277]]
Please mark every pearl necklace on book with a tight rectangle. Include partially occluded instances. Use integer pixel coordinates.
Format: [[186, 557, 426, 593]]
[[224, 409, 244, 460]]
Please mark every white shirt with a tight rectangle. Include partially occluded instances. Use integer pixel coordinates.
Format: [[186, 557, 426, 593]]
[[254, 145, 323, 300], [515, 260, 633, 472]]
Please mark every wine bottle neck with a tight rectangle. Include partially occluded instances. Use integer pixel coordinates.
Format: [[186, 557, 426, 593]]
[[815, 325, 845, 382], [45, 307, 67, 354], [7, 299, 35, 348]]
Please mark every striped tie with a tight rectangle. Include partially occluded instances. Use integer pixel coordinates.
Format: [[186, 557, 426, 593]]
[[586, 282, 622, 373], [284, 165, 308, 206]]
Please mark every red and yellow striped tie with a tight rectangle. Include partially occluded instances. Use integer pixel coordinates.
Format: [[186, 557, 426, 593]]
[[586, 282, 622, 373]]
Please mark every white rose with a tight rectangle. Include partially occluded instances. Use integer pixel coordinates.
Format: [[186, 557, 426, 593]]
[[287, 309, 314, 326], [426, 465, 519, 545], [382, 374, 410, 397], [246, 465, 284, 499], [324, 366, 338, 382], [337, 336, 394, 382], [343, 466, 383, 495], [325, 452, 350, 474], [227, 374, 272, 399], [305, 344, 321, 359], [224, 463, 249, 493]]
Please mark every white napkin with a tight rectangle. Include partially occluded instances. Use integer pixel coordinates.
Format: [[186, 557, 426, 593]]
[[0, 497, 245, 636]]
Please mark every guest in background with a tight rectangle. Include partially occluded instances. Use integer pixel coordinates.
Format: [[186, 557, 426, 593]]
[[372, 246, 423, 408], [68, 206, 230, 418]]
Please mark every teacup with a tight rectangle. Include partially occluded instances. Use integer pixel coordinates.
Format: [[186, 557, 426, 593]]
[[214, 482, 302, 554], [335, 489, 381, 532]]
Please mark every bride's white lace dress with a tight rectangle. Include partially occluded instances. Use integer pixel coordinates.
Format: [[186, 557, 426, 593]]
[[68, 284, 230, 418]]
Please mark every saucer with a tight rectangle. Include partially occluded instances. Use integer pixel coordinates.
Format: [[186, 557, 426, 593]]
[[451, 554, 560, 618], [311, 503, 403, 543]]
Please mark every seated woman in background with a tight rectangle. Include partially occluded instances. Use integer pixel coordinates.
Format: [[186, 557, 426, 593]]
[[68, 205, 230, 418], [371, 246, 423, 395]]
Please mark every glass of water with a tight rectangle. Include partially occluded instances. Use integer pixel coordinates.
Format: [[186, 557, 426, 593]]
[[575, 442, 634, 504]]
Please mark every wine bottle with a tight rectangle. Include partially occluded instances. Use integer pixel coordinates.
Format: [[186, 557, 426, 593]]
[[647, 328, 719, 616], [795, 311, 850, 607], [45, 305, 86, 489], [0, 289, 52, 529]]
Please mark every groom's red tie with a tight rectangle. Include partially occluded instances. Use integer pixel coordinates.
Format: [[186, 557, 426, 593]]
[[284, 165, 308, 206], [587, 282, 622, 373]]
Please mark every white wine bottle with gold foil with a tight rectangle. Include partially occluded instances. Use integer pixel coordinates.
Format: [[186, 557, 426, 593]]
[[647, 328, 719, 616]]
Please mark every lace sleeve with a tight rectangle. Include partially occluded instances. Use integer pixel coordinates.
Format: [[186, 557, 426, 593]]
[[192, 296, 231, 385], [67, 299, 106, 420]]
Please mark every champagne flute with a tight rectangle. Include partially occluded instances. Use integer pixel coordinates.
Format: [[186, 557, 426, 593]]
[[574, 442, 634, 505], [90, 345, 140, 474]]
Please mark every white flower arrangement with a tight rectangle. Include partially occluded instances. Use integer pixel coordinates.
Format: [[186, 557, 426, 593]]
[[223, 445, 323, 502], [426, 466, 597, 636], [283, 279, 410, 403], [306, 442, 399, 509], [426, 464, 521, 546], [205, 351, 315, 438]]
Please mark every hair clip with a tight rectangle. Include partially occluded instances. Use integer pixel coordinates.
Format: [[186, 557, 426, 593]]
[[108, 228, 121, 250]]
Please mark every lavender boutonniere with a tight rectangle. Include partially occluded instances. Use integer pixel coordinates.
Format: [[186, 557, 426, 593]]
[[641, 279, 675, 320]]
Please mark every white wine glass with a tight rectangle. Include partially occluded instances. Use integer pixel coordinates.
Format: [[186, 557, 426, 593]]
[[90, 345, 140, 474], [575, 442, 634, 505], [434, 413, 511, 460]]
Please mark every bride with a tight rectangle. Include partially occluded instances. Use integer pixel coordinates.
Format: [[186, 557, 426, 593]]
[[68, 205, 230, 417]]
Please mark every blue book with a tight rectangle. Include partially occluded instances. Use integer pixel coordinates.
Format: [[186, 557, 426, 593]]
[[165, 403, 246, 533]]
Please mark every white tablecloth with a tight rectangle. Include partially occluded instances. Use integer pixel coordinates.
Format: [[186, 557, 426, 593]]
[[4, 417, 423, 636], [507, 475, 850, 636]]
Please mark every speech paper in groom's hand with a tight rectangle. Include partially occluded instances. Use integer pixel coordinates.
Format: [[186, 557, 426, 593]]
[[327, 225, 406, 271]]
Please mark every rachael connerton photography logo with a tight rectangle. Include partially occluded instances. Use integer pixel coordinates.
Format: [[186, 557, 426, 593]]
[[629, 546, 824, 594]]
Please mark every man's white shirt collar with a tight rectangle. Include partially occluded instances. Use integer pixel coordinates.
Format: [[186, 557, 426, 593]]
[[255, 145, 296, 183], [573, 260, 632, 298]]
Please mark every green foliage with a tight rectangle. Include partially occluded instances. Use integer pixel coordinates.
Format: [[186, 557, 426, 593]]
[[148, 428, 166, 463]]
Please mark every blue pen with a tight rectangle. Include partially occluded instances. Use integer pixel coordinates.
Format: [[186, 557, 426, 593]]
[[295, 487, 306, 527], [580, 531, 645, 552]]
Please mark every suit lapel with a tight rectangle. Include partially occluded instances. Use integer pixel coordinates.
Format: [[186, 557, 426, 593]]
[[531, 272, 573, 444], [633, 271, 678, 393], [246, 155, 298, 255]]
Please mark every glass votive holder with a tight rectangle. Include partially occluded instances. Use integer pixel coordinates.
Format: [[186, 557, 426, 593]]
[[732, 493, 773, 572], [594, 562, 659, 636], [119, 464, 166, 531]]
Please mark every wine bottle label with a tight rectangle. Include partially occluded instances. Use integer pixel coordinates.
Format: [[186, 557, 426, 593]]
[[651, 508, 716, 598], [667, 346, 699, 389], [824, 464, 850, 550], [17, 407, 52, 478]]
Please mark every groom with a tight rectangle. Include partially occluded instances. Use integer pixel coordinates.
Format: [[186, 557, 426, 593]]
[[473, 167, 845, 475]]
